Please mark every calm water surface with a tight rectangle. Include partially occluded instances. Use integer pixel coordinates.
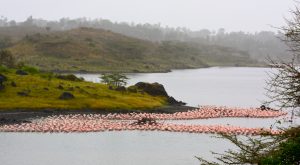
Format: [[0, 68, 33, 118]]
[[1, 67, 298, 165], [78, 67, 269, 107]]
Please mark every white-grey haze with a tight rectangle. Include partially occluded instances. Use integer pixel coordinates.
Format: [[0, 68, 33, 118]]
[[0, 0, 295, 32]]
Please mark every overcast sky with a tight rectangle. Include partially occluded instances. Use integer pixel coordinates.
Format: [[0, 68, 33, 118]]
[[0, 0, 296, 32]]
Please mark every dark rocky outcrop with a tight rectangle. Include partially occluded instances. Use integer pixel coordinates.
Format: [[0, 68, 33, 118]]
[[16, 70, 28, 75], [167, 96, 186, 106], [133, 82, 186, 106], [134, 82, 168, 96], [59, 92, 75, 100]]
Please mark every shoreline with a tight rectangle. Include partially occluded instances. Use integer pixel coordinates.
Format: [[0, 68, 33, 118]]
[[0, 105, 196, 125], [49, 65, 267, 75]]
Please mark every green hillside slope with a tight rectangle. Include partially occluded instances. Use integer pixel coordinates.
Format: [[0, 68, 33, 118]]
[[0, 69, 166, 110], [7, 27, 259, 72]]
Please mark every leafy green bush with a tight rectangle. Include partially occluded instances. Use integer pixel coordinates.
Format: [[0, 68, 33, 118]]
[[260, 127, 300, 165], [100, 73, 128, 87], [197, 126, 300, 165]]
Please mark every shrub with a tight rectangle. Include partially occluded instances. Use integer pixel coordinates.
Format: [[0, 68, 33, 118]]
[[100, 73, 128, 87], [260, 127, 300, 165]]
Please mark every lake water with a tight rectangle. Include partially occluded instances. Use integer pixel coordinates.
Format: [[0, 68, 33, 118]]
[[1, 67, 299, 165], [77, 67, 269, 107]]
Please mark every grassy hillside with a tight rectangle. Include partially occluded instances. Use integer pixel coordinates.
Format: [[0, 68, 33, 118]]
[[6, 27, 259, 72], [0, 69, 166, 110]]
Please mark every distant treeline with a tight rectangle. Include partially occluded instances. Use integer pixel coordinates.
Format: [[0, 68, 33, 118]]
[[0, 16, 289, 61]]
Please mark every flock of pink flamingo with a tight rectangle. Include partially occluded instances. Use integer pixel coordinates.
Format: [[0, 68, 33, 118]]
[[0, 106, 287, 135], [97, 106, 286, 120]]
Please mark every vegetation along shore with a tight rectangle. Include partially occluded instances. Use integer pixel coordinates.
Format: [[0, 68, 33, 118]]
[[0, 66, 190, 112]]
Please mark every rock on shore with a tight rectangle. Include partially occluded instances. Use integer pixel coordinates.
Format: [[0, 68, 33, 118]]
[[132, 82, 186, 106]]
